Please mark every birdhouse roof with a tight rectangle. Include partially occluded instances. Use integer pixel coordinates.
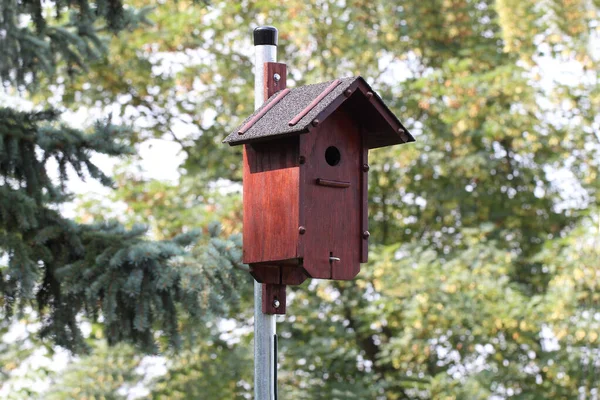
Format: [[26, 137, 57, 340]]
[[223, 76, 414, 149]]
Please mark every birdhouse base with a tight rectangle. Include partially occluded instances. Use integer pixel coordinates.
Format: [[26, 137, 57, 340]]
[[250, 263, 308, 286]]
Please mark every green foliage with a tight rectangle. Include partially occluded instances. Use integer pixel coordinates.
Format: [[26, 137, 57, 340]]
[[45, 342, 143, 400], [0, 108, 132, 335], [80, 0, 595, 398], [0, 1, 245, 355], [0, 0, 153, 88], [3, 0, 600, 399], [0, 310, 54, 400], [150, 329, 253, 399]]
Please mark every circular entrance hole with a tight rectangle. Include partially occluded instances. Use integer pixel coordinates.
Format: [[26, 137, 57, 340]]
[[325, 146, 341, 166]]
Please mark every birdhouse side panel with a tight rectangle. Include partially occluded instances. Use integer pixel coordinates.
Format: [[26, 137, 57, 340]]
[[360, 142, 368, 263], [242, 138, 300, 264], [298, 108, 362, 280]]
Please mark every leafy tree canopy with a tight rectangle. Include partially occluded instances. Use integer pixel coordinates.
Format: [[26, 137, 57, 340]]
[[1, 0, 600, 399]]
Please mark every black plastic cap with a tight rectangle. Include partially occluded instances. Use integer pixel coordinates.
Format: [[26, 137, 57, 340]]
[[254, 26, 278, 46]]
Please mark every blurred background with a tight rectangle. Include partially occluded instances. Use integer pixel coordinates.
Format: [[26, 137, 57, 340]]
[[1, 0, 599, 399]]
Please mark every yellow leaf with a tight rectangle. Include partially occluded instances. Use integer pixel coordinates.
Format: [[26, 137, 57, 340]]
[[519, 320, 528, 330]]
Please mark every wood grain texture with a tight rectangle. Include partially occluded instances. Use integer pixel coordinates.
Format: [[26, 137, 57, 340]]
[[361, 136, 369, 263], [280, 265, 308, 285], [243, 136, 300, 265], [262, 284, 286, 315], [243, 65, 375, 283], [316, 178, 351, 188], [338, 86, 408, 149], [299, 107, 362, 280], [243, 64, 298, 265], [243, 63, 309, 288], [264, 62, 287, 99], [250, 265, 281, 284], [250, 263, 308, 286]]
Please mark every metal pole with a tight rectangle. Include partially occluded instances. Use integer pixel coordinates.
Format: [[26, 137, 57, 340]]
[[253, 25, 278, 400]]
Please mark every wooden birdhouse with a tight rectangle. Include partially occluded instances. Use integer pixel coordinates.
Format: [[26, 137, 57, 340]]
[[224, 64, 414, 313]]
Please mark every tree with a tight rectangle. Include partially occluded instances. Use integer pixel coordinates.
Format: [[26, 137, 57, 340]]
[[4, 0, 600, 399], [45, 343, 143, 400], [0, 1, 243, 354], [75, 1, 597, 398]]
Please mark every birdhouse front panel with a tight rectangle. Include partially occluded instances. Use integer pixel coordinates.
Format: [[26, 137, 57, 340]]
[[298, 108, 364, 280]]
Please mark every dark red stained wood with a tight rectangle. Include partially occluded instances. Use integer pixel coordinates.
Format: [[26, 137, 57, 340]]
[[243, 62, 309, 287], [243, 66, 377, 284], [361, 134, 369, 263], [263, 284, 286, 315], [299, 107, 361, 280], [280, 265, 308, 285], [316, 178, 351, 188], [243, 65, 299, 265], [264, 62, 287, 99], [250, 263, 308, 286], [288, 79, 342, 126], [264, 63, 308, 285], [250, 265, 281, 284], [305, 80, 361, 135], [356, 80, 411, 142], [243, 138, 300, 265]]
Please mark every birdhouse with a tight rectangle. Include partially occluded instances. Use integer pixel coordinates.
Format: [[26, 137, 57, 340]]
[[224, 68, 414, 298]]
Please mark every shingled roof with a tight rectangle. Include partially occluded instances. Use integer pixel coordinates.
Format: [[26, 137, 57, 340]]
[[223, 76, 415, 149]]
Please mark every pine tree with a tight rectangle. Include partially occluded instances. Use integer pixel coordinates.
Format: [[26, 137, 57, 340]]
[[0, 0, 153, 87], [0, 1, 243, 353]]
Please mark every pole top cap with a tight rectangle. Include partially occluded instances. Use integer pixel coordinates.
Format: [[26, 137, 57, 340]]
[[254, 26, 278, 46]]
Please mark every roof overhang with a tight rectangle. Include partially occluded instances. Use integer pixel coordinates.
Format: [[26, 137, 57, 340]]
[[223, 76, 415, 149]]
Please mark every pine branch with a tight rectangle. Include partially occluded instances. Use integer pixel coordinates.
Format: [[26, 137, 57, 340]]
[[0, 1, 153, 88], [0, 1, 246, 355]]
